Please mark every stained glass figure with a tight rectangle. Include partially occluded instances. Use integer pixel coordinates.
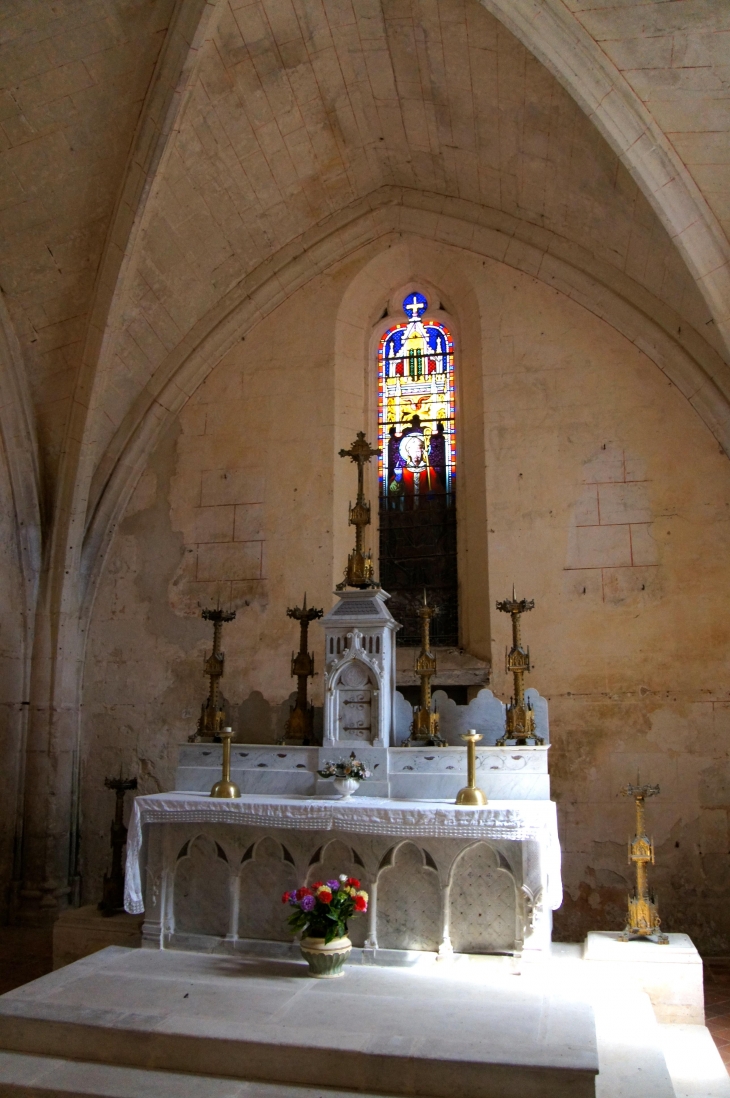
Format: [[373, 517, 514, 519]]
[[378, 294, 458, 647]]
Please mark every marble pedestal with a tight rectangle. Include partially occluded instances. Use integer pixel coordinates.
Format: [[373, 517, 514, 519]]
[[583, 931, 704, 1024], [0, 945, 598, 1098]]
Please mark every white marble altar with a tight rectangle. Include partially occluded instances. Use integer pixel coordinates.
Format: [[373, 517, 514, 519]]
[[131, 585, 560, 963], [125, 792, 561, 960]]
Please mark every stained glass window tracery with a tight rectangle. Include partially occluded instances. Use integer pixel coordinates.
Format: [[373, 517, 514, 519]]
[[377, 293, 458, 647]]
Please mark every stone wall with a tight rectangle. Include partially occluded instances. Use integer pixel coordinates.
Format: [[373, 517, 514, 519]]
[[81, 236, 730, 951]]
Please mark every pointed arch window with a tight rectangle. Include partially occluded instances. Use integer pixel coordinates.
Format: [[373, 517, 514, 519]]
[[377, 293, 458, 646]]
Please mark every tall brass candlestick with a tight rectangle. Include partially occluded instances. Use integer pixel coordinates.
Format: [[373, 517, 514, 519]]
[[619, 780, 667, 943], [191, 607, 236, 742], [284, 595, 323, 744], [211, 727, 240, 799], [455, 730, 487, 806], [407, 590, 445, 746], [496, 587, 543, 747]]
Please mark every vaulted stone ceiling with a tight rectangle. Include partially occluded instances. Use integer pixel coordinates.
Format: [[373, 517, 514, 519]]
[[566, 0, 729, 243], [0, 0, 728, 515]]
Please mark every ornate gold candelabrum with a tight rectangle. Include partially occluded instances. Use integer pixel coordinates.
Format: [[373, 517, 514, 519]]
[[190, 607, 236, 742], [337, 432, 381, 589], [99, 773, 138, 915], [620, 780, 668, 943], [496, 587, 543, 747], [210, 726, 240, 799], [455, 730, 487, 806], [407, 590, 445, 746], [284, 595, 323, 744]]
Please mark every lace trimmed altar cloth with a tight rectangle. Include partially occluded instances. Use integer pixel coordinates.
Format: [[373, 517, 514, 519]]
[[124, 791, 562, 916]]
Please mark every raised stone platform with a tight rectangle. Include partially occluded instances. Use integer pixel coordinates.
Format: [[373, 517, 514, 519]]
[[0, 945, 598, 1098], [584, 931, 704, 1024], [52, 905, 143, 970]]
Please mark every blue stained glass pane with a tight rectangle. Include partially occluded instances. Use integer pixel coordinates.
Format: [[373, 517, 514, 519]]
[[402, 291, 428, 320], [378, 307, 456, 499], [377, 293, 458, 646]]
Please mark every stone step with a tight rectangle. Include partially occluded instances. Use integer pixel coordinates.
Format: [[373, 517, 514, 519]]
[[658, 1024, 730, 1098], [0, 1050, 400, 1098], [0, 946, 598, 1098]]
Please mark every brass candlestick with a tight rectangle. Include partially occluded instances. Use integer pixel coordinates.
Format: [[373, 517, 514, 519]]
[[190, 607, 236, 742], [407, 590, 445, 746], [496, 587, 543, 746], [99, 773, 138, 916], [620, 780, 668, 943], [284, 594, 323, 744], [337, 432, 381, 589], [210, 727, 240, 799], [455, 730, 487, 806]]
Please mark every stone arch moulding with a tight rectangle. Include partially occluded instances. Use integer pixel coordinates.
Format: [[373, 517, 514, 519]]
[[478, 0, 730, 355], [81, 192, 730, 627]]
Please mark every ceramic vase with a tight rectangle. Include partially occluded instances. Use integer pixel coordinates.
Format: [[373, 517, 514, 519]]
[[333, 777, 359, 799], [300, 935, 352, 978]]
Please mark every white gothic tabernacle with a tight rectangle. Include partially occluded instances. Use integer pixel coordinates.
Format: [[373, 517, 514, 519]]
[[125, 587, 561, 962]]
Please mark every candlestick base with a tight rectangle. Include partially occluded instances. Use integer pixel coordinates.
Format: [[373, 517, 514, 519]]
[[455, 785, 488, 806], [210, 778, 240, 799]]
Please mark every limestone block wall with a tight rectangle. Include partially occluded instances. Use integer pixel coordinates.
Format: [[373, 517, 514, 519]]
[[82, 236, 730, 951]]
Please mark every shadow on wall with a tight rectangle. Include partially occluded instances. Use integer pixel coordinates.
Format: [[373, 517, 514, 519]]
[[231, 691, 323, 744]]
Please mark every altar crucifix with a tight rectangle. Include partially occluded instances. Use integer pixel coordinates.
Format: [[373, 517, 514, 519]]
[[337, 432, 381, 589], [284, 595, 323, 745]]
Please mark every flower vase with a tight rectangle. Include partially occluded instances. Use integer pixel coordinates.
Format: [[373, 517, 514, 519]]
[[300, 935, 352, 978], [333, 777, 359, 799]]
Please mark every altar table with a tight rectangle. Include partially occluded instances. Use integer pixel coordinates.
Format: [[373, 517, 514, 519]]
[[126, 793, 561, 960]]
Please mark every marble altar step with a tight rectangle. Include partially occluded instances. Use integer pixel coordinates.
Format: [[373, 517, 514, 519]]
[[0, 1051, 405, 1098], [0, 945, 598, 1098]]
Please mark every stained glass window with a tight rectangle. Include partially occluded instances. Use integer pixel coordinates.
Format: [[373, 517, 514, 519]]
[[378, 293, 458, 647]]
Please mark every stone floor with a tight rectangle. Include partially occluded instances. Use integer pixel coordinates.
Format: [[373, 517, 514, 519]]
[[705, 960, 730, 1070], [0, 924, 53, 995]]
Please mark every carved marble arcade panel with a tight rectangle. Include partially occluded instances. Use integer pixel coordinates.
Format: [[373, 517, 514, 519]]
[[149, 823, 539, 959]]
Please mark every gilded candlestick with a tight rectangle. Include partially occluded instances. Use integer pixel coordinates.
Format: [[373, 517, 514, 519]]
[[284, 594, 323, 744], [190, 607, 236, 742], [619, 780, 667, 943], [406, 590, 445, 746], [455, 730, 487, 806], [496, 587, 543, 746], [210, 727, 240, 799]]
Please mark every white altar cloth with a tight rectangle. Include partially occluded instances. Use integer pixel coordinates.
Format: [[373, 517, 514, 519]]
[[124, 792, 562, 915]]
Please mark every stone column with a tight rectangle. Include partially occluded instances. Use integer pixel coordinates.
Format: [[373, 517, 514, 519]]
[[15, 585, 85, 923]]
